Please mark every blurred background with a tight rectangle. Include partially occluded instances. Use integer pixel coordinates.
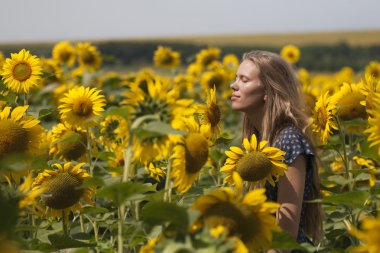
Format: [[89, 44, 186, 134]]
[[1, 0, 380, 71]]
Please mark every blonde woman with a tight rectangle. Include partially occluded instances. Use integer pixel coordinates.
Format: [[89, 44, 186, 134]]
[[230, 51, 322, 252]]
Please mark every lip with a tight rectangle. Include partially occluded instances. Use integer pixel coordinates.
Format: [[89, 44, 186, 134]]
[[231, 94, 240, 100]]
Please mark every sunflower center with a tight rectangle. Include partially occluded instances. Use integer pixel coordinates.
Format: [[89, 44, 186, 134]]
[[41, 172, 84, 209], [201, 55, 217, 67], [235, 151, 273, 182], [82, 52, 95, 64], [13, 62, 32, 81], [184, 133, 209, 174], [161, 54, 175, 65], [202, 202, 260, 241], [0, 120, 29, 155], [207, 103, 221, 128], [72, 97, 93, 116], [208, 73, 224, 88], [337, 93, 367, 120], [59, 51, 72, 62], [57, 131, 87, 160]]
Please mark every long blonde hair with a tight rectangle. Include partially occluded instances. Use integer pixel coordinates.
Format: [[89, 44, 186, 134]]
[[242, 50, 323, 242]]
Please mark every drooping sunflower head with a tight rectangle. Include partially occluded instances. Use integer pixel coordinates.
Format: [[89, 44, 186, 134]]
[[52, 41, 76, 66], [365, 61, 380, 82], [58, 86, 106, 128], [195, 47, 221, 69], [1, 49, 42, 94], [153, 46, 180, 68], [76, 42, 102, 72], [0, 106, 44, 158], [32, 162, 94, 218], [280, 44, 300, 64], [312, 91, 338, 144], [331, 82, 367, 121], [48, 123, 88, 161], [171, 117, 210, 193], [192, 172, 280, 253], [221, 134, 287, 187]]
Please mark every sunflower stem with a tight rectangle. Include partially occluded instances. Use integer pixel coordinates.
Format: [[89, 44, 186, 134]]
[[118, 206, 125, 253], [164, 159, 172, 202], [79, 214, 85, 233], [122, 145, 132, 183], [23, 93, 28, 106], [334, 115, 352, 188], [62, 210, 68, 236], [86, 129, 94, 176]]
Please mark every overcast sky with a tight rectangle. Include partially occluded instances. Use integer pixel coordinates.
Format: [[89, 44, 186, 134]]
[[1, 0, 379, 43]]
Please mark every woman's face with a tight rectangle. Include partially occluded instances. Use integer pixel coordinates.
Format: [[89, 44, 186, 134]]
[[230, 60, 266, 113]]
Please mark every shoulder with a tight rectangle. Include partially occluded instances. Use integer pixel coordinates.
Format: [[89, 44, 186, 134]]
[[274, 126, 314, 164]]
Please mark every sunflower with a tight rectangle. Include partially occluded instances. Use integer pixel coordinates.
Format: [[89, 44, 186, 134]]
[[221, 134, 287, 187], [0, 51, 4, 69], [1, 49, 42, 94], [280, 44, 300, 64], [192, 172, 280, 253], [171, 117, 210, 193], [0, 106, 44, 158], [312, 92, 338, 144], [48, 123, 88, 161], [365, 61, 380, 82], [334, 67, 354, 85], [197, 86, 221, 137], [348, 215, 380, 253], [145, 162, 166, 182], [153, 46, 180, 68], [331, 82, 367, 121], [58, 86, 106, 128], [200, 69, 229, 92], [52, 41, 76, 66], [353, 155, 377, 187], [297, 68, 310, 86], [195, 47, 221, 69], [76, 42, 102, 72], [121, 78, 194, 163], [365, 93, 380, 155], [360, 74, 380, 110], [99, 115, 128, 148], [187, 63, 202, 78], [222, 54, 239, 72], [32, 162, 94, 218], [174, 74, 195, 94], [18, 173, 45, 210], [40, 58, 62, 86]]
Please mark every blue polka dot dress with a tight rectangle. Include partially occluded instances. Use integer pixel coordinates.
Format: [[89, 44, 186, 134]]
[[265, 126, 314, 252]]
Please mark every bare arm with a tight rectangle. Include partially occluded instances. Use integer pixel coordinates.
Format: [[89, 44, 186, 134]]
[[268, 155, 307, 253]]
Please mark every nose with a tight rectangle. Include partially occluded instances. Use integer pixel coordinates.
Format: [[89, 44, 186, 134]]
[[230, 80, 238, 91]]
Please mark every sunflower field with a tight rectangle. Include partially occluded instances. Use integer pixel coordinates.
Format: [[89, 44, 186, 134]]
[[0, 42, 380, 253]]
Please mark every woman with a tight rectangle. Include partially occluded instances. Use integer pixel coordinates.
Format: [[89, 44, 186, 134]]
[[230, 51, 322, 252]]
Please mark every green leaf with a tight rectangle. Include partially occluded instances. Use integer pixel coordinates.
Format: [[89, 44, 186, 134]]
[[48, 234, 96, 250], [271, 231, 305, 250], [96, 151, 114, 161], [0, 153, 48, 172], [323, 190, 369, 208], [38, 108, 54, 119], [141, 201, 189, 232], [82, 206, 110, 214], [96, 182, 155, 206], [82, 177, 105, 188], [103, 106, 130, 119]]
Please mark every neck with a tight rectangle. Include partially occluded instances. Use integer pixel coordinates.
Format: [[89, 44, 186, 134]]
[[245, 110, 264, 136]]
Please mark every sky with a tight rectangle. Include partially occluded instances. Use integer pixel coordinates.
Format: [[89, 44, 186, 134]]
[[1, 0, 380, 43]]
